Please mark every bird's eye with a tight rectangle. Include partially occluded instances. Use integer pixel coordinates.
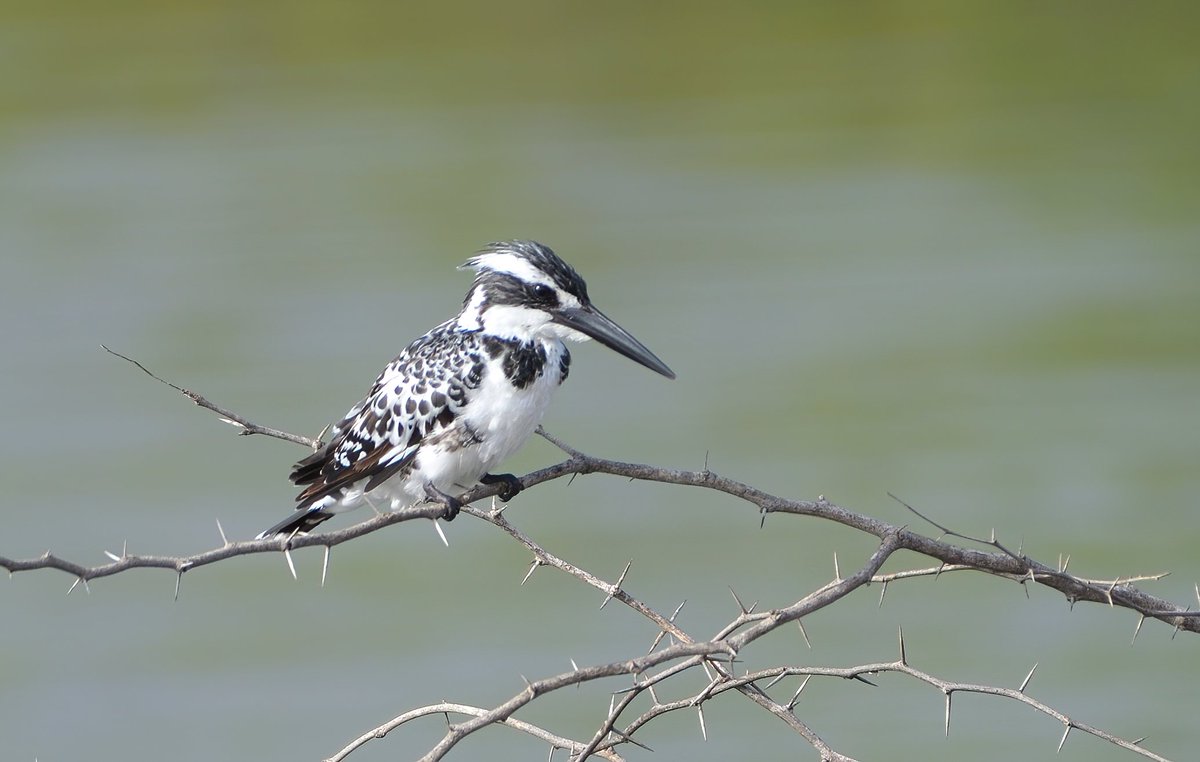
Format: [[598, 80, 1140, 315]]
[[532, 284, 557, 302]]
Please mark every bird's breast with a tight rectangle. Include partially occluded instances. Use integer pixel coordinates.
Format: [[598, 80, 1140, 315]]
[[460, 338, 567, 468]]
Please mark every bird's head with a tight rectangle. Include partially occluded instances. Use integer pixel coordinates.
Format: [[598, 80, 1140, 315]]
[[458, 240, 675, 379]]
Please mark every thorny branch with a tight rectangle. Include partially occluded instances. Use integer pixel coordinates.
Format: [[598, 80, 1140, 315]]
[[4, 352, 1193, 762], [99, 345, 323, 449]]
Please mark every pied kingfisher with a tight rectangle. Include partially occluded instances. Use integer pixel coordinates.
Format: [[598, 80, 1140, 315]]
[[257, 240, 675, 539]]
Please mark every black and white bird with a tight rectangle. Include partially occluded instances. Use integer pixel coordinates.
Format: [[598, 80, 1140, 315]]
[[257, 240, 674, 539]]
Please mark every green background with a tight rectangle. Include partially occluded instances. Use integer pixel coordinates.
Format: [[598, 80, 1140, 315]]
[[3, 2, 1197, 760]]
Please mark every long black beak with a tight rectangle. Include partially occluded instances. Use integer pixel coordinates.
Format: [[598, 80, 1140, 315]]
[[552, 305, 676, 379]]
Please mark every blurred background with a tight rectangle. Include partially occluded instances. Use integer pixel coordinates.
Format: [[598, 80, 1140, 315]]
[[2, 2, 1197, 760]]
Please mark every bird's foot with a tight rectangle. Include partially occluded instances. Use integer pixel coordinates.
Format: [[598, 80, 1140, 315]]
[[423, 483, 463, 521], [480, 472, 524, 502]]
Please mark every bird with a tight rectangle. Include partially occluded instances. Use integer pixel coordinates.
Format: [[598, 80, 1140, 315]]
[[257, 240, 675, 539]]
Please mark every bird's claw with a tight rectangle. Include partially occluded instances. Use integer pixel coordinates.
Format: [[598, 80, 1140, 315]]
[[424, 483, 463, 521], [481, 472, 524, 502]]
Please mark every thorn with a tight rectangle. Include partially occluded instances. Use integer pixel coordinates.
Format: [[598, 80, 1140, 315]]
[[67, 577, 82, 596], [321, 545, 331, 588], [764, 672, 788, 691], [615, 559, 632, 587], [989, 527, 996, 543], [697, 704, 707, 741], [729, 586, 749, 615], [432, 519, 450, 547], [1019, 663, 1037, 693], [1195, 582, 1199, 607], [1057, 723, 1072, 753], [703, 450, 710, 472], [787, 675, 811, 710], [570, 658, 579, 672], [670, 599, 687, 621], [759, 507, 766, 530], [216, 518, 229, 546], [647, 630, 667, 654], [284, 547, 297, 580], [833, 552, 841, 581], [547, 743, 556, 762], [692, 676, 721, 707], [797, 620, 812, 648], [696, 676, 720, 705], [1132, 736, 1147, 746], [647, 683, 660, 705], [174, 570, 183, 601], [521, 559, 541, 586], [878, 580, 889, 608], [1060, 554, 1071, 574], [491, 495, 511, 516], [601, 560, 632, 609], [944, 691, 952, 737], [608, 692, 616, 717], [610, 730, 654, 753], [796, 675, 811, 697], [897, 626, 907, 665], [104, 550, 121, 562], [648, 600, 687, 654], [934, 562, 947, 580], [1132, 614, 1145, 645]]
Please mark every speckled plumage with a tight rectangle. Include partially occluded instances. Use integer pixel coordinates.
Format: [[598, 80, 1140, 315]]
[[257, 240, 673, 539]]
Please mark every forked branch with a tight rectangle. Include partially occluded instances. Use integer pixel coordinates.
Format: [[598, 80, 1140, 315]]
[[3, 351, 1190, 762]]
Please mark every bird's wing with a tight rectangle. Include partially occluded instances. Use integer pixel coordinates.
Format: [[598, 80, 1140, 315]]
[[290, 331, 481, 510]]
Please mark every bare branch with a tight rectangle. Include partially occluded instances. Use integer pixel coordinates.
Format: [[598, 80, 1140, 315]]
[[8, 358, 1190, 762], [356, 526, 1164, 762], [413, 640, 733, 762], [5, 447, 1194, 636], [101, 345, 323, 449], [324, 702, 626, 762], [4, 446, 1196, 635]]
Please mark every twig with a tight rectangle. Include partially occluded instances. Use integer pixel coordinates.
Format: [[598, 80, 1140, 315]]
[[325, 702, 626, 762], [101, 345, 323, 449]]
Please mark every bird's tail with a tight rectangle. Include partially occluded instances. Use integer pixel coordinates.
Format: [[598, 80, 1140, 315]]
[[255, 508, 334, 540]]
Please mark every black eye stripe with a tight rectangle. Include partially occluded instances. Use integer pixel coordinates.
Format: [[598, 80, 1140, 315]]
[[475, 273, 562, 310], [527, 282, 560, 307]]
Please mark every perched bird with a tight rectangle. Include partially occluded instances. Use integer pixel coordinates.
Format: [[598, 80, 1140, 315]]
[[257, 240, 674, 539]]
